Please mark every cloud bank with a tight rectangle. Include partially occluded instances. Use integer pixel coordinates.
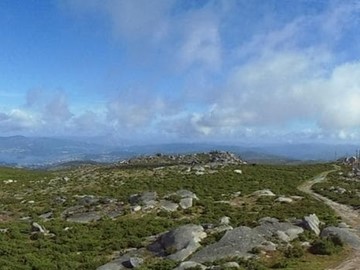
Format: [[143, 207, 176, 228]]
[[2, 0, 360, 143]]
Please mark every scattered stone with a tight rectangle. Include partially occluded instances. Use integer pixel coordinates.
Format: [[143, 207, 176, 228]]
[[176, 190, 199, 200], [223, 261, 240, 269], [39, 211, 53, 220], [220, 216, 230, 225], [275, 196, 293, 203], [3, 179, 16, 184], [233, 191, 241, 197], [141, 191, 158, 206], [192, 165, 205, 172], [159, 200, 179, 212], [252, 189, 276, 197], [303, 214, 320, 236], [173, 261, 206, 270], [290, 195, 303, 200], [179, 198, 193, 209], [234, 169, 242, 174], [31, 222, 48, 234], [0, 228, 9, 233], [131, 205, 142, 212]]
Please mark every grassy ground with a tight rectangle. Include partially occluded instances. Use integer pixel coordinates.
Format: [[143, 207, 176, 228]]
[[0, 163, 347, 269], [312, 165, 360, 207]]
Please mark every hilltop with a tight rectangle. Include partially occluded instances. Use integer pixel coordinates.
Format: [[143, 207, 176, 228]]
[[0, 152, 358, 269]]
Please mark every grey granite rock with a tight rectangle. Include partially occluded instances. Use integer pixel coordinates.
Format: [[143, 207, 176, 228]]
[[321, 226, 360, 250]]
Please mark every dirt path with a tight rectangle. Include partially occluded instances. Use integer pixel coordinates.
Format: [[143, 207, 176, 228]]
[[298, 166, 360, 270]]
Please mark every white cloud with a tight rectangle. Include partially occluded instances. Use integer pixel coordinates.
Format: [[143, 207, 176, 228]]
[[178, 8, 222, 70], [43, 92, 73, 125], [0, 109, 40, 133]]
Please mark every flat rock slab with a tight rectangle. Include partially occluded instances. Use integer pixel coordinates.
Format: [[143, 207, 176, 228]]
[[191, 226, 265, 263], [66, 212, 101, 223]]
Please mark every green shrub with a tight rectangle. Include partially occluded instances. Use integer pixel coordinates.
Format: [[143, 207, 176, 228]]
[[284, 243, 304, 258], [309, 235, 343, 255]]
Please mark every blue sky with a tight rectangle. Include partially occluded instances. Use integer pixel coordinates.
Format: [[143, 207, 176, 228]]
[[1, 0, 360, 143]]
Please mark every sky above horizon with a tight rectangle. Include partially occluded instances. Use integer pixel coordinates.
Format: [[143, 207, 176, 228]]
[[1, 0, 360, 144]]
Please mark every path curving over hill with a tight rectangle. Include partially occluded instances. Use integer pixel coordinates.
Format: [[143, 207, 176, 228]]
[[298, 165, 360, 270]]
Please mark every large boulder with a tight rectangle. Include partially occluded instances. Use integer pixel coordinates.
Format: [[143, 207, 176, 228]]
[[191, 226, 265, 263], [321, 226, 360, 250], [148, 224, 206, 262]]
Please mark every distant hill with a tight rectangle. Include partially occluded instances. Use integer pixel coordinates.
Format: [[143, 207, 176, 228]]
[[0, 136, 358, 167]]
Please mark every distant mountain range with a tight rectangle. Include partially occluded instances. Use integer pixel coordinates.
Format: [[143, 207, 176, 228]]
[[0, 136, 358, 167]]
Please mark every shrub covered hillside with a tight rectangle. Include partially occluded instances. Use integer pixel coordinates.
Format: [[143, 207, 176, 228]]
[[0, 153, 347, 269]]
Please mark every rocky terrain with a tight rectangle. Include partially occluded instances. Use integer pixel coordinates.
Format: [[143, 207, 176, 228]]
[[0, 152, 355, 269]]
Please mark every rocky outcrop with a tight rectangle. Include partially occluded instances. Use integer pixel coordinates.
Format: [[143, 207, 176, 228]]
[[148, 224, 207, 262], [321, 226, 360, 250], [191, 226, 264, 263], [191, 218, 303, 263], [255, 217, 304, 242]]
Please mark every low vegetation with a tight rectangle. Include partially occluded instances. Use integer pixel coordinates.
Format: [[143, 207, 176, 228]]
[[313, 165, 360, 207], [0, 158, 347, 269]]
